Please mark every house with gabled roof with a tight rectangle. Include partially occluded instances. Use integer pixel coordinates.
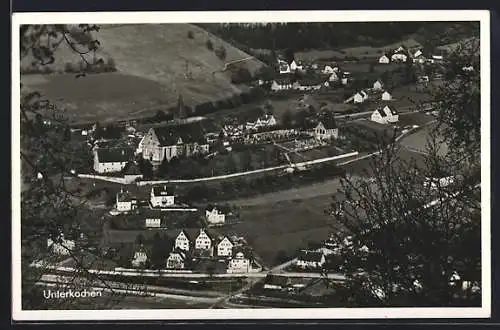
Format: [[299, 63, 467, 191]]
[[370, 105, 399, 124], [205, 205, 230, 225], [353, 90, 369, 104], [115, 188, 138, 213], [391, 48, 409, 62], [227, 251, 251, 273], [47, 233, 76, 256], [295, 250, 326, 269], [93, 147, 134, 174], [150, 185, 175, 208], [381, 91, 393, 101], [195, 228, 213, 251], [304, 115, 338, 141], [141, 122, 209, 164], [217, 236, 234, 257], [166, 248, 188, 269]]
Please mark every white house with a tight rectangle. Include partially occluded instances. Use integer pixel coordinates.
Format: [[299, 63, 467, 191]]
[[378, 54, 390, 64], [174, 230, 191, 251], [131, 248, 148, 268], [381, 91, 392, 101], [227, 251, 250, 273], [217, 236, 234, 257], [353, 91, 368, 104], [295, 250, 326, 269], [145, 218, 161, 228], [205, 207, 226, 225], [370, 105, 399, 124], [166, 249, 187, 269], [289, 60, 303, 72], [328, 72, 339, 82], [141, 123, 209, 164], [341, 72, 351, 85], [373, 80, 384, 91], [195, 229, 213, 251], [278, 60, 291, 74], [115, 189, 137, 213], [47, 235, 75, 256], [150, 186, 175, 208], [93, 147, 133, 174]]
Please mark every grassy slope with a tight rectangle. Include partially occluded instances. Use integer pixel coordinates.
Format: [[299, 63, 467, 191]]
[[21, 24, 266, 123]]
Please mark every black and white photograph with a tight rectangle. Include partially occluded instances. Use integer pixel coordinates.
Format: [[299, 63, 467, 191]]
[[12, 10, 490, 321]]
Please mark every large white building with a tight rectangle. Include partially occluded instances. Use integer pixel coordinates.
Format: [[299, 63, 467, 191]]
[[370, 105, 399, 124], [217, 236, 234, 257], [205, 207, 226, 225]]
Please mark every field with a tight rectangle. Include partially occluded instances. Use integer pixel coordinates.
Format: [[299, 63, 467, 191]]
[[21, 24, 266, 124], [399, 122, 449, 157], [397, 112, 435, 127]]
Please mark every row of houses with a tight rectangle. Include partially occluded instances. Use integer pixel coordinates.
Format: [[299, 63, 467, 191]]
[[131, 229, 259, 273], [269, 72, 348, 92]]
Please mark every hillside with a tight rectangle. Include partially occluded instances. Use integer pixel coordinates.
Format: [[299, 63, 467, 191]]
[[20, 24, 266, 124]]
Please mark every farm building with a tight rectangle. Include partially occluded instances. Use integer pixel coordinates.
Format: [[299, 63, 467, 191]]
[[93, 147, 134, 174], [370, 105, 399, 124], [150, 185, 175, 208], [378, 54, 391, 64], [391, 49, 409, 62], [295, 250, 326, 269], [141, 122, 209, 164]]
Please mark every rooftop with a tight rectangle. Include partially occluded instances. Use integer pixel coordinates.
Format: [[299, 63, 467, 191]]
[[297, 250, 324, 263], [96, 147, 134, 163]]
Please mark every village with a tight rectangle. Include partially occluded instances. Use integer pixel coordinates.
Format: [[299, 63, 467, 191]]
[[36, 36, 479, 307]]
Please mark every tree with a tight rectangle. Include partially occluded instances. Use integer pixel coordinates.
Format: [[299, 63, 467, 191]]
[[150, 232, 165, 269], [241, 149, 253, 171], [187, 30, 194, 39], [325, 43, 481, 307], [138, 157, 153, 179], [206, 39, 214, 51]]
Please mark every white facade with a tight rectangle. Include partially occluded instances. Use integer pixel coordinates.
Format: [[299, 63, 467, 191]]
[[381, 91, 392, 101], [289, 60, 303, 71], [227, 252, 250, 273], [116, 192, 137, 212], [217, 237, 234, 257], [322, 65, 334, 74], [93, 151, 128, 174], [195, 229, 212, 250], [150, 187, 175, 208], [378, 55, 390, 64], [278, 60, 291, 74], [313, 122, 338, 140], [271, 80, 293, 91], [391, 53, 408, 62], [135, 135, 146, 155], [47, 237, 75, 256], [205, 208, 226, 225], [353, 91, 368, 104], [295, 253, 326, 269], [328, 72, 339, 82], [371, 106, 398, 125], [175, 231, 190, 251], [145, 218, 161, 228]]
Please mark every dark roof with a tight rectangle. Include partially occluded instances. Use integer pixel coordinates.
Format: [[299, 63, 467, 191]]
[[96, 147, 134, 163], [169, 248, 187, 259], [153, 122, 207, 146], [151, 185, 173, 197], [274, 77, 293, 85], [116, 189, 136, 202], [297, 250, 324, 262]]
